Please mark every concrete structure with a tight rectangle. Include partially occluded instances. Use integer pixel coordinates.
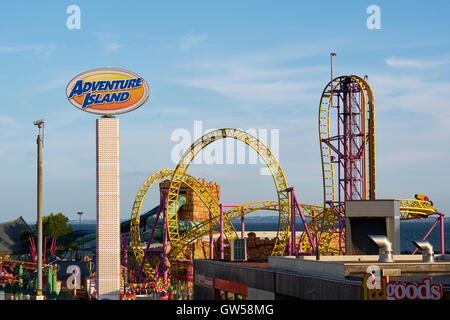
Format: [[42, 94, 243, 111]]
[[194, 255, 450, 300], [194, 260, 275, 300], [270, 255, 450, 280], [96, 117, 121, 300], [159, 178, 220, 222], [345, 200, 400, 255]]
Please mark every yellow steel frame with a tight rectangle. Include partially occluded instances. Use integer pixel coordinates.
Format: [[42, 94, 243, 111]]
[[396, 199, 436, 220], [318, 75, 376, 205], [352, 75, 376, 199], [316, 76, 439, 255], [296, 199, 437, 255], [168, 200, 282, 258], [166, 128, 290, 257], [169, 201, 337, 258], [319, 82, 337, 205], [130, 168, 237, 279], [296, 205, 338, 255], [131, 117, 439, 266]]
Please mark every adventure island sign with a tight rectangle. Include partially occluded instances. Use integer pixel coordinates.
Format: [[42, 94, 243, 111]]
[[66, 67, 149, 115]]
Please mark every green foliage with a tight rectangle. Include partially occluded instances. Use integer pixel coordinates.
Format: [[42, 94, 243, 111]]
[[22, 212, 73, 239], [25, 212, 78, 254], [42, 213, 73, 237]]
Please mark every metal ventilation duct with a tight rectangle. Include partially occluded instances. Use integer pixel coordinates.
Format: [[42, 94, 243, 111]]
[[412, 240, 434, 263], [368, 235, 394, 263]]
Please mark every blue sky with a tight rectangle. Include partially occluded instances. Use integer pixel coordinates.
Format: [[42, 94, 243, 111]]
[[0, 1, 449, 223]]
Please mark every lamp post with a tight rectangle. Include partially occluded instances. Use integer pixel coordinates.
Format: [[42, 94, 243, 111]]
[[33, 119, 44, 299], [77, 211, 84, 259]]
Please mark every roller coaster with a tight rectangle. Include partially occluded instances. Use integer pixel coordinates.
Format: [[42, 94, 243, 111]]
[[130, 75, 445, 281]]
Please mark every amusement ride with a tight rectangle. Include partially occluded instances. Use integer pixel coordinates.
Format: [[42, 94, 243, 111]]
[[0, 74, 445, 300], [128, 74, 445, 288]]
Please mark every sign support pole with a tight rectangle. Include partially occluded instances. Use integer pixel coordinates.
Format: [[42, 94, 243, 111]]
[[66, 67, 149, 300], [96, 116, 121, 300]]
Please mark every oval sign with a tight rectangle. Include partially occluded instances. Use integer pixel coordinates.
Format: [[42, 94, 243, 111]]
[[66, 67, 149, 115]]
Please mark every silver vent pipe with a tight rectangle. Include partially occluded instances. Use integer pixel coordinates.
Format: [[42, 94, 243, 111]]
[[412, 241, 434, 263], [368, 235, 394, 263]]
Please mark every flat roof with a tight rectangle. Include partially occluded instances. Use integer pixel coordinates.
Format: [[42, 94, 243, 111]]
[[229, 261, 268, 268]]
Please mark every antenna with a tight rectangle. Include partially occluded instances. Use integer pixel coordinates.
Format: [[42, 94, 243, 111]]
[[330, 52, 336, 83]]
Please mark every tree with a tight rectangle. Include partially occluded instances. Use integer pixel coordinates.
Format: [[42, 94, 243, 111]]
[[27, 213, 78, 255], [42, 213, 73, 238], [19, 213, 78, 261]]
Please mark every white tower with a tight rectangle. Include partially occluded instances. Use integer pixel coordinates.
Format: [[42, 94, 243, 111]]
[[96, 117, 121, 300]]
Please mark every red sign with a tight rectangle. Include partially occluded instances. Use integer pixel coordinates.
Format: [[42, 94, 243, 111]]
[[362, 273, 443, 300], [386, 278, 443, 300], [194, 272, 213, 288]]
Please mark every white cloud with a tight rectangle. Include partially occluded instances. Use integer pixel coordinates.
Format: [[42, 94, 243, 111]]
[[104, 41, 120, 52], [0, 46, 19, 53], [27, 76, 69, 95], [0, 44, 56, 57], [180, 33, 207, 50], [385, 56, 450, 69], [175, 47, 326, 104], [0, 114, 25, 143], [184, 77, 318, 104], [92, 33, 121, 53], [0, 114, 21, 129], [370, 74, 450, 119]]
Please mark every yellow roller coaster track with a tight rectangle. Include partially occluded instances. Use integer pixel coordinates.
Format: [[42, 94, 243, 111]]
[[315, 75, 439, 255], [132, 170, 339, 277], [168, 200, 282, 258], [132, 85, 440, 270], [169, 201, 338, 258], [132, 177, 437, 273], [171, 196, 436, 258], [166, 128, 290, 257], [395, 199, 436, 220], [319, 75, 376, 204], [297, 206, 338, 255], [354, 75, 376, 200], [130, 168, 239, 279]]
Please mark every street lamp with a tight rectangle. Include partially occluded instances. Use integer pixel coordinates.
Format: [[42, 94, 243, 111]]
[[33, 119, 44, 299], [77, 212, 84, 259]]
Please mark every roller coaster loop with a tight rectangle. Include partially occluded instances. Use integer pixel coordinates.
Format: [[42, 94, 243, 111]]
[[165, 128, 290, 257]]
